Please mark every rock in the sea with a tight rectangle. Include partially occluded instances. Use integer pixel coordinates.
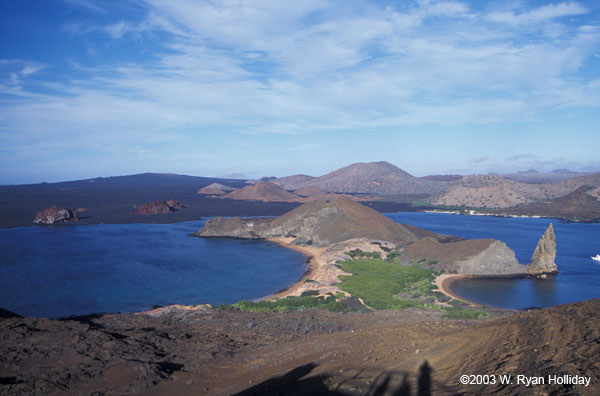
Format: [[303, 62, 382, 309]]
[[33, 206, 78, 224], [132, 200, 184, 215], [528, 223, 558, 274]]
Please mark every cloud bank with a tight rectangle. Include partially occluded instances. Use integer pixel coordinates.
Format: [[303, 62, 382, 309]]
[[1, 0, 599, 181]]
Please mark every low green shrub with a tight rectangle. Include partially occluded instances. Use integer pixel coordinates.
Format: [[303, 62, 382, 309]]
[[337, 258, 437, 310], [344, 249, 382, 259], [300, 290, 320, 297], [441, 307, 489, 320], [228, 295, 349, 312]]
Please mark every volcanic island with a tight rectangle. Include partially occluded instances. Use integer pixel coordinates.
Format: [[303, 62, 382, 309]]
[[1, 198, 597, 396]]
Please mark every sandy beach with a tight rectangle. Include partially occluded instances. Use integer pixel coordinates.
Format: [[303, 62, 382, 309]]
[[266, 239, 482, 306], [263, 238, 488, 307], [261, 237, 326, 300], [434, 274, 480, 305]]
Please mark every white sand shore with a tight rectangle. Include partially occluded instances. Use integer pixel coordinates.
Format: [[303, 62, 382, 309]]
[[261, 237, 326, 300], [434, 274, 479, 305]]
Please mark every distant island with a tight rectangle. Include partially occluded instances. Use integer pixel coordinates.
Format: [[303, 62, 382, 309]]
[[1, 161, 599, 228], [194, 197, 557, 305], [3, 195, 596, 396]]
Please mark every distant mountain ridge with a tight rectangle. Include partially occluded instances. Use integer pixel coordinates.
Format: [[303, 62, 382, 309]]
[[272, 161, 449, 195], [224, 182, 298, 202], [270, 174, 316, 190], [432, 173, 600, 209], [493, 169, 595, 183], [197, 182, 238, 195]]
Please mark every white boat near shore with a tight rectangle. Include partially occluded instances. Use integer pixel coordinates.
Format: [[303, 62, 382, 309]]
[[592, 254, 600, 262]]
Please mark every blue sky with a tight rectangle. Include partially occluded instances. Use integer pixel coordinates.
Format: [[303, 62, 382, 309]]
[[1, 0, 599, 184]]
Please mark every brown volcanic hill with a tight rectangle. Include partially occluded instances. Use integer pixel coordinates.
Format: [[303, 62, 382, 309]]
[[432, 173, 600, 209], [195, 196, 445, 247], [549, 172, 600, 193], [196, 187, 226, 195], [432, 175, 547, 208], [494, 185, 600, 220], [433, 172, 600, 209], [294, 185, 327, 197], [271, 174, 316, 190], [419, 174, 463, 182], [499, 169, 596, 183], [294, 186, 379, 202], [245, 176, 278, 185], [197, 182, 237, 195], [289, 161, 449, 195], [223, 181, 299, 202], [403, 237, 527, 275]]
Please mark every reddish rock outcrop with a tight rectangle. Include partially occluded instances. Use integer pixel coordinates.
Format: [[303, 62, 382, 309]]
[[33, 206, 78, 224], [132, 200, 184, 215]]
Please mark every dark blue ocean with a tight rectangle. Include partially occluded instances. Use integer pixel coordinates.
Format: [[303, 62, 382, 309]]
[[385, 212, 600, 309], [0, 220, 306, 318], [1, 213, 599, 317]]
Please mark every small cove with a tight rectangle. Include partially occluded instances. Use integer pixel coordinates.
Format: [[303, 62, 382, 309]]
[[0, 220, 306, 318], [385, 212, 600, 309], [1, 212, 599, 317]]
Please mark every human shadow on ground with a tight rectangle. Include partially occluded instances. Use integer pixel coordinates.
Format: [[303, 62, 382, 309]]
[[232, 360, 433, 396]]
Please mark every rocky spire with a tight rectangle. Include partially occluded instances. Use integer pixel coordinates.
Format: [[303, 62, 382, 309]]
[[528, 223, 558, 275]]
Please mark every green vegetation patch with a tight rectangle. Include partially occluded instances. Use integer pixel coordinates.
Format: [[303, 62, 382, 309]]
[[337, 257, 437, 310], [222, 294, 349, 312], [223, 256, 490, 320], [344, 249, 382, 259], [441, 307, 490, 320]]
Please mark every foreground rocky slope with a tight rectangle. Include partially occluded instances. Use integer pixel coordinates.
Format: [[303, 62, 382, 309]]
[[1, 299, 597, 395]]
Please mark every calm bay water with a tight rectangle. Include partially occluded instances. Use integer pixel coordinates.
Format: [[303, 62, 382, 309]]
[[0, 220, 306, 318], [1, 213, 598, 317], [385, 212, 600, 309]]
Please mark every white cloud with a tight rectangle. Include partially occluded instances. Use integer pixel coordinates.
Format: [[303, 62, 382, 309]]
[[2, 0, 599, 160], [21, 65, 44, 76], [61, 0, 107, 14], [104, 20, 131, 39], [487, 2, 587, 25]]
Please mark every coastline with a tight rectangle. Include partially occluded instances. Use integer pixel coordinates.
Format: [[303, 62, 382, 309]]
[[434, 274, 481, 305], [260, 237, 325, 300]]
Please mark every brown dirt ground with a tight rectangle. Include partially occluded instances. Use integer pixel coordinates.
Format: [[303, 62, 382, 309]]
[[1, 299, 598, 396]]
